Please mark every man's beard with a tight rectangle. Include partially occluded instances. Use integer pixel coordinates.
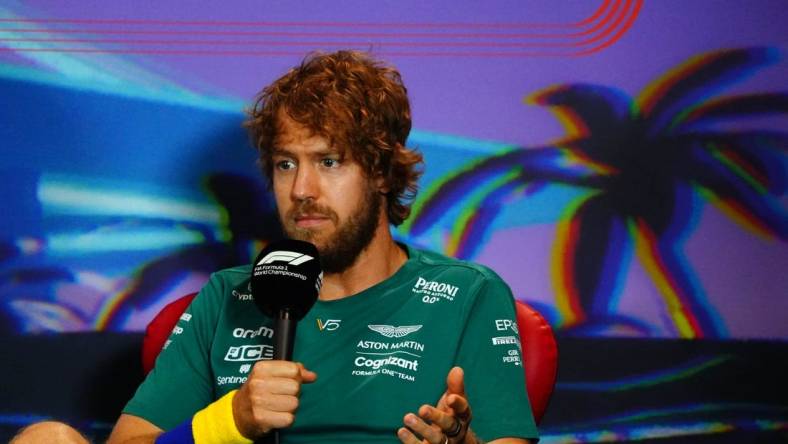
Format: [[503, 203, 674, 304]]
[[281, 186, 381, 274]]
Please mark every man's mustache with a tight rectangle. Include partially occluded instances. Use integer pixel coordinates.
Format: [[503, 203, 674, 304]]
[[287, 201, 338, 223]]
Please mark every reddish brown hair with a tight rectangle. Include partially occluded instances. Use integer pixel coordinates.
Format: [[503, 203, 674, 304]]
[[245, 50, 423, 226]]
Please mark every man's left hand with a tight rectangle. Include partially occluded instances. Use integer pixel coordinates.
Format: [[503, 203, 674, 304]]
[[398, 366, 474, 444]]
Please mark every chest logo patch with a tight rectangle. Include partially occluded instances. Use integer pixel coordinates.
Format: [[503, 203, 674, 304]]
[[368, 324, 422, 338], [412, 277, 459, 304], [317, 318, 341, 331]]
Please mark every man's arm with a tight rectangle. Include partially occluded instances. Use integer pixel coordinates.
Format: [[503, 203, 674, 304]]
[[106, 414, 162, 444], [108, 360, 316, 443]]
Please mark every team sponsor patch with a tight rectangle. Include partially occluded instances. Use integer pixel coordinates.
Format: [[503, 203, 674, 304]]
[[494, 319, 518, 333], [224, 344, 274, 362], [492, 336, 518, 346], [232, 326, 274, 339], [368, 324, 422, 338], [357, 340, 424, 354], [352, 333, 425, 382], [216, 375, 248, 386], [502, 348, 522, 366], [317, 319, 341, 331], [413, 277, 459, 304], [352, 355, 419, 382], [232, 289, 253, 301]]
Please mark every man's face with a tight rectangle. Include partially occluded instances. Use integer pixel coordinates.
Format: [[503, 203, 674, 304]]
[[272, 116, 383, 273]]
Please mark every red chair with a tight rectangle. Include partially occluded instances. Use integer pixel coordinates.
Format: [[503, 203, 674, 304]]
[[142, 295, 558, 424], [142, 292, 197, 375], [514, 300, 558, 424]]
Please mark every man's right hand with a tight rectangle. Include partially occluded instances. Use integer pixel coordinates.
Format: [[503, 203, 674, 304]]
[[232, 360, 317, 439]]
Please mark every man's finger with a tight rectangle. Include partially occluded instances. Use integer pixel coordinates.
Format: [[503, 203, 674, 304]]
[[402, 413, 443, 444], [446, 394, 471, 422], [396, 426, 423, 444], [445, 366, 465, 396], [297, 362, 318, 383], [418, 404, 455, 432]]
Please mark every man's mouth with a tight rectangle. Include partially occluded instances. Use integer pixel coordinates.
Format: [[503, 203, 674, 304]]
[[293, 213, 331, 228]]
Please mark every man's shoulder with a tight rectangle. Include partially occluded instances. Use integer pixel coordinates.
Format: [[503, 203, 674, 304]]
[[211, 264, 252, 287], [191, 264, 252, 304], [406, 245, 504, 284]]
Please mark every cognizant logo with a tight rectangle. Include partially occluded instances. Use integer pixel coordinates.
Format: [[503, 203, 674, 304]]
[[256, 251, 314, 266], [354, 356, 419, 371]]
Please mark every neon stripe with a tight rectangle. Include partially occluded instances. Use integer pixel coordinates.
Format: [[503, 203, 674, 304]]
[[710, 149, 769, 195], [631, 220, 702, 338], [696, 187, 775, 240], [447, 170, 520, 256], [550, 195, 593, 327], [558, 355, 731, 392]]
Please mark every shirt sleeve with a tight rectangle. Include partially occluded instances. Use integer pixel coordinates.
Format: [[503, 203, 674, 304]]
[[122, 274, 223, 431], [455, 270, 539, 442]]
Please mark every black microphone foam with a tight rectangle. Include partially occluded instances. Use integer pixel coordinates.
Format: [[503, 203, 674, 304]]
[[251, 239, 322, 321]]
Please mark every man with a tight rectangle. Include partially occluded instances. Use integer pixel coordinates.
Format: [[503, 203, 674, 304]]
[[15, 50, 538, 444]]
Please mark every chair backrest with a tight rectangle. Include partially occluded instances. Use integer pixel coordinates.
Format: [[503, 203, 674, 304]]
[[142, 294, 558, 423], [514, 300, 558, 424], [142, 292, 197, 375]]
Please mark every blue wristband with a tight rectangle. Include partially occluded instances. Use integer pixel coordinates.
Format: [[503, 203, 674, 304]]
[[155, 418, 194, 444]]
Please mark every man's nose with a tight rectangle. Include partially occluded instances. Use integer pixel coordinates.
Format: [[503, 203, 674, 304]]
[[291, 164, 319, 201]]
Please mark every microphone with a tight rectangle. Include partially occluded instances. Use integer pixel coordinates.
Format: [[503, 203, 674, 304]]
[[251, 239, 322, 360]]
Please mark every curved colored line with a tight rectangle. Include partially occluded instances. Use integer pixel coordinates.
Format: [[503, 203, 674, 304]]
[[711, 147, 769, 194], [0, 1, 625, 41], [583, 403, 788, 427], [0, 3, 640, 57], [0, 1, 611, 30], [696, 188, 775, 240], [558, 355, 732, 392], [631, 219, 704, 338], [550, 195, 595, 327], [637, 46, 719, 115], [561, 0, 622, 38], [93, 289, 129, 331], [2, 26, 626, 40], [2, 36, 643, 50], [571, 0, 642, 56]]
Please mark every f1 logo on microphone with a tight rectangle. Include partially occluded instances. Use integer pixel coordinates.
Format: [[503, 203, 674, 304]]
[[257, 251, 314, 266]]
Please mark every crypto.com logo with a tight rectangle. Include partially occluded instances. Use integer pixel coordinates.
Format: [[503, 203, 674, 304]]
[[256, 251, 314, 266]]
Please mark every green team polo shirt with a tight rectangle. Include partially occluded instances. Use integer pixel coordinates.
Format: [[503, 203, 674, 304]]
[[125, 245, 539, 443]]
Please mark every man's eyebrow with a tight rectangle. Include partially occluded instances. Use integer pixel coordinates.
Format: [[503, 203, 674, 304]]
[[271, 146, 345, 158], [270, 147, 291, 156]]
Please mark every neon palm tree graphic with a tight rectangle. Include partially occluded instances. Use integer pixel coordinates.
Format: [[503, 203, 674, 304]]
[[405, 48, 787, 338]]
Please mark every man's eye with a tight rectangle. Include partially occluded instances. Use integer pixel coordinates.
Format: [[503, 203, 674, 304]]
[[275, 160, 295, 170], [321, 158, 340, 168]]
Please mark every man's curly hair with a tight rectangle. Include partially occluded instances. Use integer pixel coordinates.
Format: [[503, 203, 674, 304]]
[[245, 50, 423, 226]]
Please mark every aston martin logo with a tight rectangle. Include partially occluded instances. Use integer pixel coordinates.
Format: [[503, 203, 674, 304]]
[[368, 324, 422, 338]]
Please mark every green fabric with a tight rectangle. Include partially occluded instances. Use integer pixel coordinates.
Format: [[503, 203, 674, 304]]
[[124, 245, 538, 443]]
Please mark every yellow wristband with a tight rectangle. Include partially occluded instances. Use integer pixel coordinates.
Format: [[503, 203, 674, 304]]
[[192, 390, 253, 444]]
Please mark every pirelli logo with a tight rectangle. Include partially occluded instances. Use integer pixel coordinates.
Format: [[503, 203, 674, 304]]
[[492, 336, 518, 346]]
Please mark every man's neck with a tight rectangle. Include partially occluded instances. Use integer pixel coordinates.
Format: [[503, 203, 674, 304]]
[[318, 219, 407, 301]]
